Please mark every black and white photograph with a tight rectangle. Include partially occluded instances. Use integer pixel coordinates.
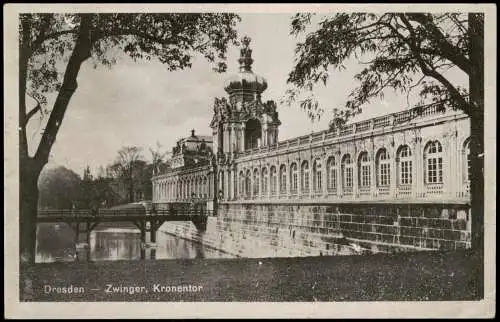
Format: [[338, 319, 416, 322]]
[[4, 3, 496, 319]]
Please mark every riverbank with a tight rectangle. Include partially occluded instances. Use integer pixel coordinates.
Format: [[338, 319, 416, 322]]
[[21, 250, 482, 302]]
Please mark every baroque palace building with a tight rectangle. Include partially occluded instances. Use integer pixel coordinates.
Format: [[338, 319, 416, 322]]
[[153, 37, 471, 206], [152, 37, 471, 255]]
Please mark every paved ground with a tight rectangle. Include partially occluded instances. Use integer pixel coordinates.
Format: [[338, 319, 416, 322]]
[[20, 250, 482, 302]]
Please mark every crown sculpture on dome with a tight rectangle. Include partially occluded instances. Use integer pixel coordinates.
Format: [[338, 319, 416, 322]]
[[238, 36, 254, 72]]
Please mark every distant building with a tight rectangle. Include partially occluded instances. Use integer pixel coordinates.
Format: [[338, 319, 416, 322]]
[[169, 129, 213, 169]]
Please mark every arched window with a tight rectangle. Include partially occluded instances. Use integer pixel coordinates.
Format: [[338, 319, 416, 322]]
[[245, 119, 262, 150], [261, 168, 268, 196], [270, 166, 277, 195], [424, 141, 443, 184], [301, 161, 310, 193], [327, 156, 337, 191], [377, 148, 391, 186], [239, 171, 245, 198], [253, 168, 260, 196], [279, 164, 287, 194], [290, 163, 298, 193], [313, 158, 322, 193], [358, 152, 371, 188], [397, 145, 412, 185], [341, 154, 353, 189], [245, 170, 252, 197]]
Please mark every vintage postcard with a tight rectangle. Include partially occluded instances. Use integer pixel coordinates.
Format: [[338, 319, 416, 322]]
[[4, 3, 496, 319]]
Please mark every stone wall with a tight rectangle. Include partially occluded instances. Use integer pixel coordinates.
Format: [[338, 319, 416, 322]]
[[159, 202, 471, 258]]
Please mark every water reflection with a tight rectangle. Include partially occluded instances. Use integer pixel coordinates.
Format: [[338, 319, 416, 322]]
[[36, 224, 233, 263]]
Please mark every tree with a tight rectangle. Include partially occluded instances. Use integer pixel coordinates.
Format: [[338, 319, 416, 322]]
[[91, 175, 125, 208], [38, 166, 82, 209], [285, 13, 484, 252], [149, 141, 170, 176], [107, 146, 145, 203], [19, 13, 241, 263], [79, 165, 94, 209]]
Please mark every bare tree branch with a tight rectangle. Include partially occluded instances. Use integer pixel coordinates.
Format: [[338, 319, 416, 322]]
[[405, 13, 471, 74]]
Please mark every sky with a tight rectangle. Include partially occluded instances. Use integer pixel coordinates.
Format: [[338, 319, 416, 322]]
[[28, 13, 466, 177]]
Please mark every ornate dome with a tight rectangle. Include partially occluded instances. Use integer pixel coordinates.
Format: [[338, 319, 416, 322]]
[[224, 36, 268, 95]]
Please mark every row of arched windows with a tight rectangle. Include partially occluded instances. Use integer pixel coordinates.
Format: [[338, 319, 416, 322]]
[[236, 141, 455, 198], [154, 139, 471, 202], [156, 175, 210, 200]]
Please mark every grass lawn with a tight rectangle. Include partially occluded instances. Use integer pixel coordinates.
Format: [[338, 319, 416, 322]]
[[20, 250, 482, 302]]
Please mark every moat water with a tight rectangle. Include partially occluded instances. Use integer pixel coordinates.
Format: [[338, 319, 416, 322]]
[[35, 223, 234, 263]]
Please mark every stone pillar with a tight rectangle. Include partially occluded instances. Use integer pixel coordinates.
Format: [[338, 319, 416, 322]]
[[370, 144, 377, 199], [286, 159, 291, 198], [353, 152, 359, 199], [249, 168, 253, 199], [447, 132, 457, 198], [322, 156, 328, 198], [309, 156, 314, 200], [233, 169, 237, 199], [414, 138, 423, 199], [267, 165, 272, 200], [261, 166, 265, 200], [231, 168, 236, 200], [227, 169, 232, 200], [271, 128, 278, 146], [230, 124, 234, 155], [225, 170, 230, 200], [223, 124, 229, 154], [337, 152, 343, 198], [152, 182, 155, 202], [262, 122, 268, 147], [208, 173, 212, 199], [458, 144, 464, 197], [240, 122, 246, 151], [232, 124, 239, 153], [297, 158, 302, 199], [212, 128, 218, 156], [389, 146, 397, 198]]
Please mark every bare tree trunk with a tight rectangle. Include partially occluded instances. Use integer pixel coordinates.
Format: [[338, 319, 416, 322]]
[[469, 12, 484, 252], [19, 157, 43, 264], [469, 12, 484, 300]]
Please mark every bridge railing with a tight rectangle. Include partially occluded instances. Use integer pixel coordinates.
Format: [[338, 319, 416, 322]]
[[151, 201, 213, 216], [38, 209, 91, 216], [38, 202, 213, 218]]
